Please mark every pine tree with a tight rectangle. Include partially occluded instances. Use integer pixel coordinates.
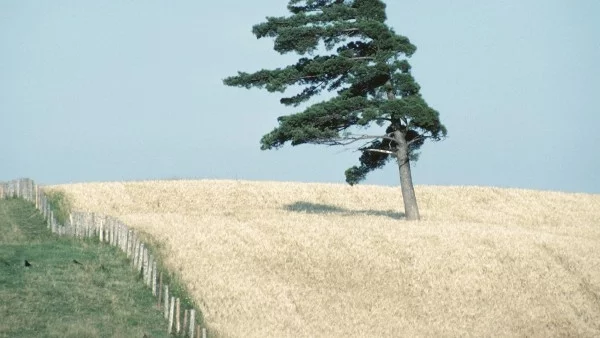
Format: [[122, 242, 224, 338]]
[[224, 0, 447, 220]]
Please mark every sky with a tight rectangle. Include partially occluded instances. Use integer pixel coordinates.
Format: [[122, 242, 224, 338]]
[[1, 1, 599, 194]]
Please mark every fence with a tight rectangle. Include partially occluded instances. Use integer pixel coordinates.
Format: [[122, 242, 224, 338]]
[[0, 178, 208, 338]]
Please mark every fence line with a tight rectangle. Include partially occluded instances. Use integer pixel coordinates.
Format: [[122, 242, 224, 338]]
[[0, 178, 208, 338]]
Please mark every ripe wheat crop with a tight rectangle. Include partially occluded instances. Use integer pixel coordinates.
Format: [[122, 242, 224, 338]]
[[49, 180, 600, 337]]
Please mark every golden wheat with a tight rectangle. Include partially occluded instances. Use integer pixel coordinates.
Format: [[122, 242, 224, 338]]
[[49, 180, 600, 337]]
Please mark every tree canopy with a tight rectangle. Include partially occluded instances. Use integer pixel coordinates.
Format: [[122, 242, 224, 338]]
[[224, 0, 447, 220]]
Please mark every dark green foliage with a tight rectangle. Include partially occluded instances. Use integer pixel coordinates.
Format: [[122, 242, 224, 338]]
[[345, 138, 391, 185], [224, 0, 446, 185]]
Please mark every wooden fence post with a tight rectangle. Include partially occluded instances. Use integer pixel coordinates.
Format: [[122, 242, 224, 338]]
[[109, 218, 115, 246], [117, 223, 122, 250], [135, 239, 141, 269], [152, 260, 158, 296], [132, 237, 139, 269], [138, 243, 145, 274], [112, 220, 117, 247], [128, 230, 135, 258], [90, 213, 96, 239], [43, 197, 49, 229], [175, 298, 181, 334], [99, 216, 104, 242], [50, 211, 56, 234], [111, 220, 117, 247], [157, 273, 163, 308], [189, 309, 196, 338], [76, 213, 82, 238], [121, 224, 128, 252], [117, 222, 123, 249], [105, 217, 111, 244], [70, 214, 76, 238], [144, 250, 150, 286], [183, 309, 189, 337], [87, 213, 93, 238], [168, 296, 175, 334], [146, 255, 153, 287], [164, 285, 169, 319], [33, 183, 38, 209]]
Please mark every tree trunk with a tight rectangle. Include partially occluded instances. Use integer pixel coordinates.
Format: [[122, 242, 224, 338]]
[[394, 130, 420, 221], [387, 83, 420, 221]]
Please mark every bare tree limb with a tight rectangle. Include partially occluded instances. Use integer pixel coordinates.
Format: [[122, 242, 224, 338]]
[[349, 56, 374, 61], [407, 135, 425, 146], [364, 148, 396, 155], [326, 134, 396, 146]]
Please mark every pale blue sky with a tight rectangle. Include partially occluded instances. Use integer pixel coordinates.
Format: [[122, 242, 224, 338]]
[[1, 1, 599, 193]]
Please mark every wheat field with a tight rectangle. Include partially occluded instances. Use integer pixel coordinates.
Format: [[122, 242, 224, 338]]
[[49, 180, 600, 337]]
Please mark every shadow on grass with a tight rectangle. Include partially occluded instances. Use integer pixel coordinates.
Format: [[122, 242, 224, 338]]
[[284, 201, 405, 220]]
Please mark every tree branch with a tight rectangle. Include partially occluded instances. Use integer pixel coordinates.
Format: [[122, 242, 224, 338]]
[[299, 74, 320, 80], [364, 148, 396, 155], [407, 135, 425, 146], [328, 134, 396, 146]]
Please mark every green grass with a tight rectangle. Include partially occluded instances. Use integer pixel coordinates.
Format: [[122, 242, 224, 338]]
[[0, 198, 170, 338], [133, 231, 204, 325], [44, 190, 72, 225]]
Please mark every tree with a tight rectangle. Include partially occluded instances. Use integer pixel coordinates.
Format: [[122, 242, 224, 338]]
[[223, 0, 446, 220]]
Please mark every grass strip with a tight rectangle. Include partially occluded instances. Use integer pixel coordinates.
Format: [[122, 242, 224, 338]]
[[0, 198, 170, 338]]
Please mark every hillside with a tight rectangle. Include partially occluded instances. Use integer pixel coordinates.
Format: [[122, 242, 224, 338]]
[[50, 180, 600, 337], [0, 197, 169, 337]]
